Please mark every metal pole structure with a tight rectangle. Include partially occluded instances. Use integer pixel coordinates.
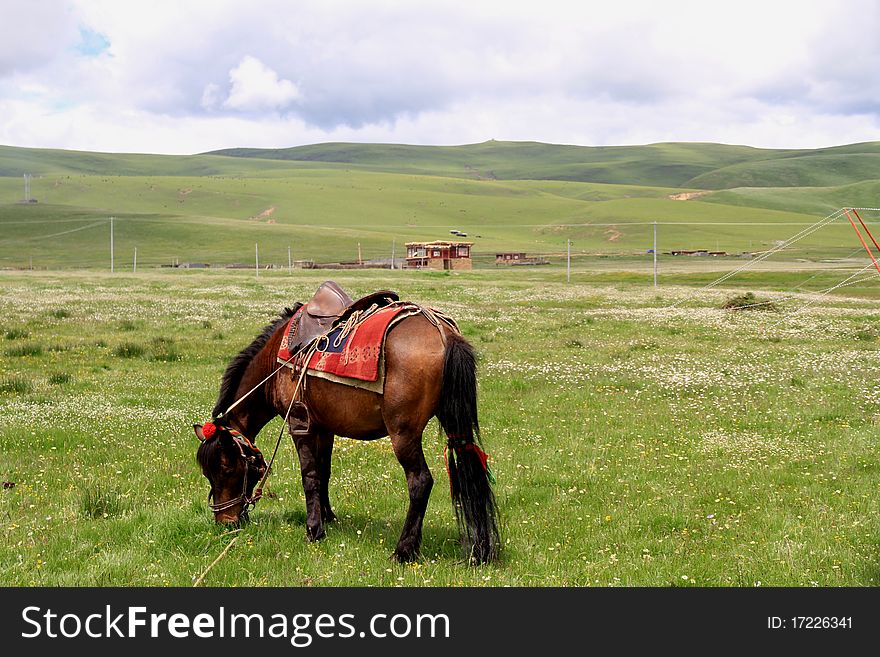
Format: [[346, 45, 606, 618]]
[[288, 245, 292, 272], [653, 221, 658, 288], [843, 209, 880, 275], [110, 217, 114, 273], [133, 247, 137, 273], [391, 239, 396, 270], [255, 243, 259, 278], [566, 239, 571, 284]]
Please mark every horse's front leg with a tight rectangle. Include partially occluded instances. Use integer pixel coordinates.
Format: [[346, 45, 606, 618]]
[[291, 430, 325, 541], [316, 431, 336, 523]]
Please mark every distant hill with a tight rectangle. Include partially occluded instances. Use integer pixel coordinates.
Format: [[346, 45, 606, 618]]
[[208, 140, 766, 188], [207, 140, 880, 190], [5, 139, 880, 190], [0, 145, 322, 177], [2, 139, 879, 270]]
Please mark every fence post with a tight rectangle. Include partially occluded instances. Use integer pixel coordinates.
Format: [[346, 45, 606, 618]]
[[567, 239, 571, 284], [653, 221, 658, 287]]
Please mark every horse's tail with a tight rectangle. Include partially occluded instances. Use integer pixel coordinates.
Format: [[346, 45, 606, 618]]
[[436, 331, 500, 564]]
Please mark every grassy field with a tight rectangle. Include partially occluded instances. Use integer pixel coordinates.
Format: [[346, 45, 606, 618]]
[[2, 267, 880, 586], [2, 169, 877, 270], [3, 140, 880, 272]]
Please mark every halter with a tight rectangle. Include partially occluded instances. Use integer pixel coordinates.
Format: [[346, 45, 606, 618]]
[[201, 425, 268, 515]]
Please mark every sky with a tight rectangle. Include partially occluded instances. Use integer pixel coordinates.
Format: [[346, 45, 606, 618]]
[[1, 0, 879, 154]]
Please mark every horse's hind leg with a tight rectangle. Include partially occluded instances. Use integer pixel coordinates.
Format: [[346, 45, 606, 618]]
[[389, 431, 433, 562]]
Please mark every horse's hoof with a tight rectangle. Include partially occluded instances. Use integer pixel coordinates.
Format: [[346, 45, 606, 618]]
[[391, 547, 419, 563], [306, 525, 326, 542]]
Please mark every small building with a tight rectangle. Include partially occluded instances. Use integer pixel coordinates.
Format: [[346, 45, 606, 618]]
[[495, 252, 549, 266], [496, 252, 527, 264], [405, 241, 473, 270]]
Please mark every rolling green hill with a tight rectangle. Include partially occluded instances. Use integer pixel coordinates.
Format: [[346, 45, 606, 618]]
[[0, 145, 332, 178], [209, 140, 771, 187], [209, 140, 880, 190], [687, 152, 880, 189], [1, 140, 879, 270]]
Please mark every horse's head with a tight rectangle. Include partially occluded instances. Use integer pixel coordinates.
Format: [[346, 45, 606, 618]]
[[194, 422, 267, 524]]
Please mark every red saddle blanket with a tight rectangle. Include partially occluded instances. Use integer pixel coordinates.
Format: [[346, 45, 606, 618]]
[[277, 304, 416, 382]]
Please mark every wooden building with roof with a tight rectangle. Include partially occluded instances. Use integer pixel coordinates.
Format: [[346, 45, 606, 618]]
[[405, 240, 473, 270]]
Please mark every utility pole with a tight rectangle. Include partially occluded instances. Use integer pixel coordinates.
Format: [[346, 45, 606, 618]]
[[566, 239, 571, 284], [653, 221, 658, 288], [110, 217, 115, 273], [288, 245, 292, 272], [391, 239, 396, 270], [255, 243, 259, 278], [133, 247, 137, 273], [358, 242, 363, 266]]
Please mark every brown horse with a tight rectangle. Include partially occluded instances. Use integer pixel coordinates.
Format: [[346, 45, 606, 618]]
[[194, 296, 499, 564]]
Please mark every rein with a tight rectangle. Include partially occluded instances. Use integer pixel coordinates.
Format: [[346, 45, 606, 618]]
[[215, 358, 292, 421], [206, 340, 319, 515]]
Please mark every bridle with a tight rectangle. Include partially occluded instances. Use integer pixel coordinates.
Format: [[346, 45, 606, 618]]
[[202, 426, 268, 515], [196, 306, 346, 518], [201, 341, 312, 517]]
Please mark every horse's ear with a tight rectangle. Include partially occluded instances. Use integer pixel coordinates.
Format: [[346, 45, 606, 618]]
[[193, 424, 206, 441]]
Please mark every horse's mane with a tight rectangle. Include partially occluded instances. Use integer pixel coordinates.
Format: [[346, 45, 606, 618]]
[[212, 304, 301, 419]]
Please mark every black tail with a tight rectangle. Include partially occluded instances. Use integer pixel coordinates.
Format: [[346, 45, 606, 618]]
[[437, 332, 500, 564]]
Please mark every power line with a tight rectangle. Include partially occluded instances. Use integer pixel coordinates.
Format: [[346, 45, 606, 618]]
[[0, 220, 108, 245]]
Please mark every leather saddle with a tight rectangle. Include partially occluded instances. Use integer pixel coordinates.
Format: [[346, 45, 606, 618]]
[[289, 280, 399, 355], [285, 281, 398, 435]]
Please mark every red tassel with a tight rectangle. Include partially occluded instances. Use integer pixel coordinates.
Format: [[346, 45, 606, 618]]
[[202, 422, 217, 440], [444, 440, 495, 487], [472, 443, 490, 472]]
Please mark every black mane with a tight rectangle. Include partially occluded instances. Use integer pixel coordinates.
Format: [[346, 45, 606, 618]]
[[212, 305, 301, 419]]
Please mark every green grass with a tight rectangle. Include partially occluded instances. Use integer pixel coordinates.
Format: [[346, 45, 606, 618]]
[[4, 141, 880, 271], [209, 140, 880, 189], [1, 375, 33, 394], [4, 328, 29, 340], [2, 268, 880, 586], [5, 343, 43, 357], [1, 170, 876, 270], [113, 342, 146, 358]]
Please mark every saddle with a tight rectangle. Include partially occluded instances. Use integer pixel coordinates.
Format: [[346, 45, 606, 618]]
[[286, 281, 399, 434], [289, 281, 399, 355]]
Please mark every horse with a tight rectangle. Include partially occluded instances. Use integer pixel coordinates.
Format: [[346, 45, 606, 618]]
[[194, 290, 499, 564]]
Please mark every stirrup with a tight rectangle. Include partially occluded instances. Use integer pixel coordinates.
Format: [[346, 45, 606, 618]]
[[288, 400, 311, 435]]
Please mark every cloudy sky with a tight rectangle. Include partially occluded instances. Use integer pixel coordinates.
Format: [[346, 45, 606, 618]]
[[1, 0, 878, 154]]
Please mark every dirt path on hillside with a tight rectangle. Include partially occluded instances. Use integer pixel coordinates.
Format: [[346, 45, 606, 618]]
[[605, 226, 622, 241], [668, 191, 709, 200], [249, 206, 276, 222]]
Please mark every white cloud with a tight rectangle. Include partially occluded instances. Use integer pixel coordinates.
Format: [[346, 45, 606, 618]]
[[0, 0, 878, 153], [222, 56, 300, 112], [200, 83, 221, 110], [0, 0, 80, 76]]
